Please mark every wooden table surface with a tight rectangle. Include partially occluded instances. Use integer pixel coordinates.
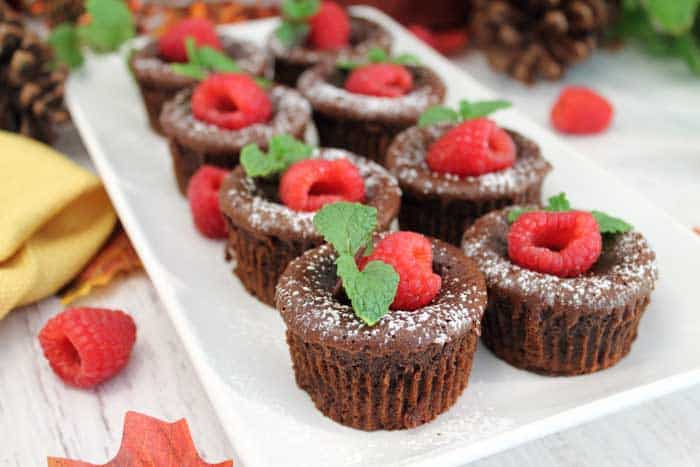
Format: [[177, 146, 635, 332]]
[[2, 47, 699, 466]]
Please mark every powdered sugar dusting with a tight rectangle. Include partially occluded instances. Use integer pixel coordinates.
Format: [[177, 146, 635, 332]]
[[462, 209, 659, 310]]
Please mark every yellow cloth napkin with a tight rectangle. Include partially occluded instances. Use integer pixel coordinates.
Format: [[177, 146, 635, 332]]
[[0, 131, 117, 318]]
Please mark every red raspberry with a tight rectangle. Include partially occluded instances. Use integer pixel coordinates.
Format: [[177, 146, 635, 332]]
[[408, 25, 469, 55], [551, 86, 613, 135], [427, 118, 516, 177], [508, 210, 602, 278], [279, 158, 365, 212], [158, 18, 222, 63], [191, 73, 272, 130], [344, 63, 413, 98], [38, 307, 137, 388], [308, 1, 350, 51], [359, 232, 441, 311], [187, 165, 228, 238]]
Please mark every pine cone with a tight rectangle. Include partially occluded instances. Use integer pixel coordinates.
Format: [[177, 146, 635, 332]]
[[1, 2, 69, 143], [470, 0, 619, 84]]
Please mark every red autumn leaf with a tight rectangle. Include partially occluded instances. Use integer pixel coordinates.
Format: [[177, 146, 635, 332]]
[[61, 228, 142, 305], [47, 411, 233, 467]]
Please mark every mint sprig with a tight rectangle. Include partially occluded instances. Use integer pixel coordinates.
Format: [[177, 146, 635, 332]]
[[337, 47, 421, 70], [507, 193, 633, 235], [171, 37, 240, 79], [419, 99, 511, 127], [313, 203, 399, 326], [49, 0, 135, 69], [275, 0, 320, 47], [240, 135, 314, 178]]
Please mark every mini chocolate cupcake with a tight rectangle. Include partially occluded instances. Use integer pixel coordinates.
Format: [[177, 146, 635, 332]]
[[386, 102, 551, 245], [220, 142, 401, 306], [161, 73, 311, 194], [298, 60, 446, 164], [461, 195, 658, 375], [130, 18, 271, 133], [267, 1, 392, 86], [276, 204, 487, 430]]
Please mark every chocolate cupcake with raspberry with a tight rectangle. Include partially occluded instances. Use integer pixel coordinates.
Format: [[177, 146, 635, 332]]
[[161, 73, 311, 194], [297, 50, 446, 164], [130, 18, 272, 134], [462, 193, 658, 376], [219, 135, 400, 306], [385, 99, 551, 246], [268, 1, 392, 86], [276, 203, 487, 430]]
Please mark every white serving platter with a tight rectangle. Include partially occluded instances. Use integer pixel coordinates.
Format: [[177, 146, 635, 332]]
[[65, 7, 700, 467]]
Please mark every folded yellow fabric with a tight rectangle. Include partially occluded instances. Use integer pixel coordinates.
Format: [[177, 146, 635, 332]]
[[0, 131, 117, 319]]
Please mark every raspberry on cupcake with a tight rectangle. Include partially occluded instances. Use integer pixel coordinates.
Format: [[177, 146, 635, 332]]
[[268, 0, 392, 86], [130, 18, 272, 133], [160, 73, 311, 194], [298, 49, 446, 164], [219, 135, 401, 306], [276, 202, 487, 430], [462, 193, 658, 376], [385, 99, 551, 245]]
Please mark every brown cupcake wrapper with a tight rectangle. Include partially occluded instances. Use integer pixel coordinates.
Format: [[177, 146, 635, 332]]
[[135, 80, 183, 135], [399, 184, 544, 246], [225, 220, 322, 307], [286, 329, 478, 430], [169, 140, 240, 195], [313, 111, 407, 166], [481, 290, 651, 376]]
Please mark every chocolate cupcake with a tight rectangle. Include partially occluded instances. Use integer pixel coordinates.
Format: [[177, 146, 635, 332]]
[[298, 62, 446, 164], [220, 147, 400, 306], [161, 75, 311, 194], [130, 27, 271, 134], [461, 200, 658, 376], [267, 4, 392, 87], [276, 212, 487, 430], [386, 119, 551, 246]]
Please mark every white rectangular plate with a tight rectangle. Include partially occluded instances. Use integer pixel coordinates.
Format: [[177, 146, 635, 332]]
[[65, 8, 700, 467]]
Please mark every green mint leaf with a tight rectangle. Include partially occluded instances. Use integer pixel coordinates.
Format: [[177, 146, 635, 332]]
[[282, 0, 320, 21], [170, 63, 207, 80], [198, 46, 240, 72], [546, 192, 571, 212], [507, 207, 533, 223], [254, 76, 273, 88], [368, 47, 389, 63], [591, 211, 633, 234], [336, 255, 399, 326], [336, 60, 359, 70], [313, 202, 377, 257], [240, 135, 313, 178], [643, 0, 699, 35], [275, 21, 309, 47], [79, 0, 135, 53], [393, 53, 421, 66], [49, 23, 84, 68], [185, 37, 201, 66], [418, 105, 460, 127], [459, 99, 511, 120]]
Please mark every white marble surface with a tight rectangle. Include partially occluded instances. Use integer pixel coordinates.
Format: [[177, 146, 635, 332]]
[[1, 46, 699, 466]]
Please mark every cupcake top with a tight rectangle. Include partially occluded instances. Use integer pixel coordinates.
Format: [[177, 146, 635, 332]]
[[462, 207, 658, 311], [160, 84, 311, 156], [276, 236, 487, 354], [219, 148, 401, 240], [130, 36, 271, 89], [297, 63, 446, 125], [386, 122, 552, 200]]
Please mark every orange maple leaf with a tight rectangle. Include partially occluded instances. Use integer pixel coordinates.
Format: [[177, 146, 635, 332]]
[[47, 411, 233, 467], [61, 228, 142, 305]]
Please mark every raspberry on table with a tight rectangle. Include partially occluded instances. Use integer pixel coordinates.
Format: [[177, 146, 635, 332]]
[[344, 63, 414, 98], [551, 86, 613, 135], [427, 118, 516, 177], [187, 165, 229, 239], [308, 1, 350, 51], [280, 159, 365, 212], [158, 18, 222, 63], [508, 210, 602, 278], [359, 231, 442, 311], [38, 307, 137, 389], [191, 73, 272, 130]]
